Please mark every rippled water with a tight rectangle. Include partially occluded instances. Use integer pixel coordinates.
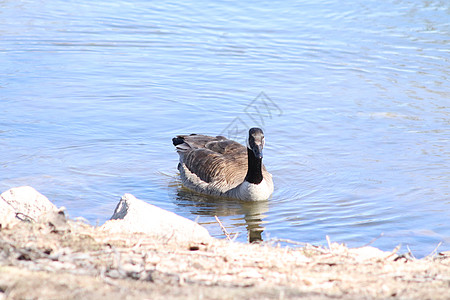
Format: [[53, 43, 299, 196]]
[[1, 0, 449, 257]]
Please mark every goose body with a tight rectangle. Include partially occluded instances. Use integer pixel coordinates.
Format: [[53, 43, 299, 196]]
[[172, 128, 274, 201]]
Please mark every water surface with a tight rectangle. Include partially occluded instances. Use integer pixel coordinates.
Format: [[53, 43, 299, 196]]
[[1, 0, 449, 257]]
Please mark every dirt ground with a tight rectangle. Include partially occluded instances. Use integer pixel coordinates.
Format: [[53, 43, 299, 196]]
[[1, 211, 449, 300]]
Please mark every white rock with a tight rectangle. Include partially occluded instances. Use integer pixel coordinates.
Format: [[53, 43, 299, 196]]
[[100, 193, 211, 243], [0, 186, 57, 224], [0, 196, 16, 228], [349, 246, 392, 260]]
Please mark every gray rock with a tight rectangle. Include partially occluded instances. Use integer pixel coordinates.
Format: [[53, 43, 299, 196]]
[[100, 193, 211, 244], [0, 186, 57, 226], [38, 209, 71, 233]]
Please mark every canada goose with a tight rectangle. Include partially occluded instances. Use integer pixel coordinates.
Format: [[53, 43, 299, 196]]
[[172, 128, 274, 201]]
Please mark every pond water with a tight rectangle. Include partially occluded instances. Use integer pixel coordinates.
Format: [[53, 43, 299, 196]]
[[1, 0, 449, 257]]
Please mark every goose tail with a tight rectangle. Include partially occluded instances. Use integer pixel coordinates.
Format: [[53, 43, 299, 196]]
[[172, 136, 191, 153]]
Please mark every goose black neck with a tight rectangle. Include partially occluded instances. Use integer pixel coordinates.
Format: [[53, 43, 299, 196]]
[[245, 148, 263, 184]]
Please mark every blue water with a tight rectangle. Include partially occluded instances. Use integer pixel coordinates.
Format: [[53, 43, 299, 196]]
[[1, 0, 449, 257]]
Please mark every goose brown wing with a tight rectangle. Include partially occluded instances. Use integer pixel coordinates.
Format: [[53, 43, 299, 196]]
[[182, 138, 248, 186]]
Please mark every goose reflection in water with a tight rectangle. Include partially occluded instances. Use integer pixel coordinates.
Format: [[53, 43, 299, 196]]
[[173, 185, 269, 243]]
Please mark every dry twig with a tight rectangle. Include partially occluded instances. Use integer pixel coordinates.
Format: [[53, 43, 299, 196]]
[[425, 241, 443, 260], [384, 244, 401, 260], [326, 235, 332, 253], [359, 233, 385, 248], [214, 215, 231, 241]]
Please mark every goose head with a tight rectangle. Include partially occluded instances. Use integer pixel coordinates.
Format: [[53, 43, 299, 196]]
[[247, 127, 265, 159]]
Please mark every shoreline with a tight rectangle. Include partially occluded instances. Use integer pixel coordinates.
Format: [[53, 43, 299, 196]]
[[1, 186, 450, 299]]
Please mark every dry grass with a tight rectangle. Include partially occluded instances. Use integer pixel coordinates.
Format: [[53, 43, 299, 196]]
[[1, 212, 449, 299]]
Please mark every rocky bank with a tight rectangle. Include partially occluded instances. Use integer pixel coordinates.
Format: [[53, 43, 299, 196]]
[[1, 186, 449, 299]]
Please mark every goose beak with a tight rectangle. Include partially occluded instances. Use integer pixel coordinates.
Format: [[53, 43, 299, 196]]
[[252, 144, 263, 159]]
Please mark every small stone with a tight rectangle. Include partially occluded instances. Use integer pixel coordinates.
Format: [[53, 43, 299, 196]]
[[189, 245, 200, 251], [107, 269, 120, 279]]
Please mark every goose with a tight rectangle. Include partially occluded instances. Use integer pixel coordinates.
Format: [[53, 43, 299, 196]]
[[172, 128, 273, 201]]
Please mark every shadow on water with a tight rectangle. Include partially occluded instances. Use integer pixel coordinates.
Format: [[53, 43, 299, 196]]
[[171, 182, 269, 243]]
